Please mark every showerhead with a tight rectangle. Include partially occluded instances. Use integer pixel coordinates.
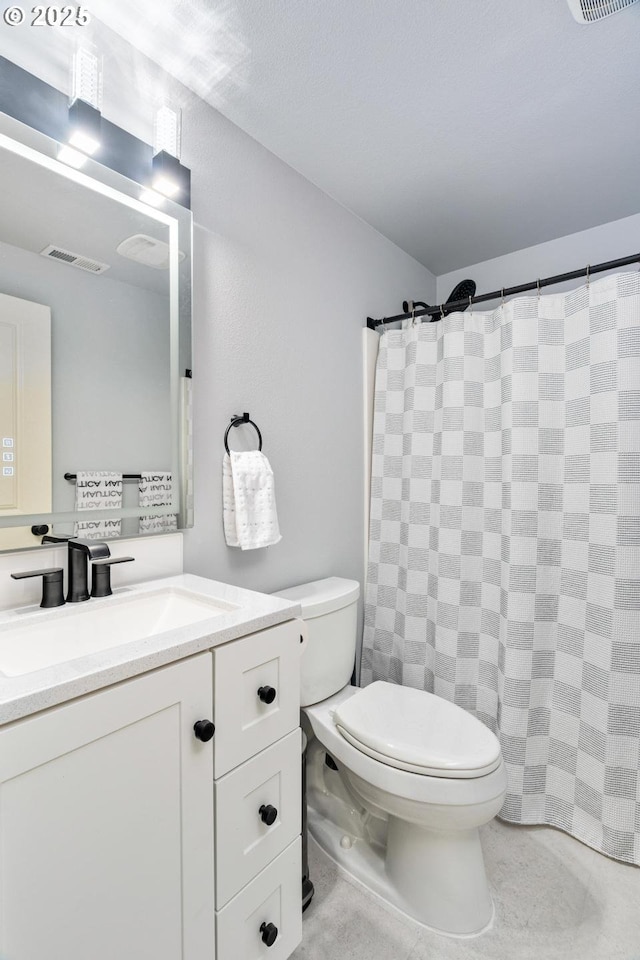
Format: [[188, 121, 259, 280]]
[[447, 279, 476, 306], [402, 279, 476, 321]]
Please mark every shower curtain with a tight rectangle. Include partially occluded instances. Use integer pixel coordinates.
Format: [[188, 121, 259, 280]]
[[361, 271, 640, 865]]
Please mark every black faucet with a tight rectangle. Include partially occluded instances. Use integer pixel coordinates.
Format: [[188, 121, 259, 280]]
[[67, 539, 111, 603], [12, 537, 132, 607]]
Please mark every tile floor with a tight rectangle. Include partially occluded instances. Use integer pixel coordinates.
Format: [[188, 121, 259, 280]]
[[292, 820, 640, 960]]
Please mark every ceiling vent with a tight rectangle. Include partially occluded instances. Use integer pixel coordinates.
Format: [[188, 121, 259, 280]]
[[40, 245, 111, 275], [567, 0, 640, 21], [116, 233, 185, 270]]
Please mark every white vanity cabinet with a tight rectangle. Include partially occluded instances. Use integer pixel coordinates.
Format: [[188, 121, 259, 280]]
[[0, 653, 215, 960], [0, 616, 303, 960]]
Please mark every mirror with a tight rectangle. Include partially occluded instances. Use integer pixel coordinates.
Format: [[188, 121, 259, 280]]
[[0, 114, 192, 552]]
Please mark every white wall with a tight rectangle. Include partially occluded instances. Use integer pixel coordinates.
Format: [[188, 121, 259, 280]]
[[181, 96, 436, 594], [437, 212, 640, 306]]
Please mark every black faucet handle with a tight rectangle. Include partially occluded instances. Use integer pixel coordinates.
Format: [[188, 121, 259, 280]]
[[90, 557, 135, 598], [11, 568, 65, 608], [41, 535, 72, 544]]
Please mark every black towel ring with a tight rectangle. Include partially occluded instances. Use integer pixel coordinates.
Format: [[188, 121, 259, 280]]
[[224, 412, 263, 455]]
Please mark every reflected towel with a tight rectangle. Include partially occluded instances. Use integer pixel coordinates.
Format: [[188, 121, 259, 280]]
[[139, 472, 178, 533], [74, 471, 122, 540], [223, 451, 281, 550]]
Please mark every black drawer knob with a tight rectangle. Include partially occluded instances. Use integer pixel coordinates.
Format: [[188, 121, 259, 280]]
[[193, 719, 215, 742], [259, 804, 278, 826], [260, 922, 278, 947], [257, 685, 277, 704]]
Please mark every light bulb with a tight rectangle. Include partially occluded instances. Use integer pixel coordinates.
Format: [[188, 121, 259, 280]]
[[57, 144, 88, 169]]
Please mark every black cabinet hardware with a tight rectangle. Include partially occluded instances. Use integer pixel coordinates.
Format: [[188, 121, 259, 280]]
[[257, 685, 277, 704], [259, 922, 278, 947], [259, 804, 278, 826], [193, 720, 215, 742]]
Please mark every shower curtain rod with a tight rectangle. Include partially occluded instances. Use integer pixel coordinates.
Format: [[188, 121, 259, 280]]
[[366, 252, 640, 330]]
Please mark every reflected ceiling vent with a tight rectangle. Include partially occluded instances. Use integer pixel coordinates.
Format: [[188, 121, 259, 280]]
[[116, 233, 185, 270], [567, 0, 640, 21], [40, 245, 111, 274]]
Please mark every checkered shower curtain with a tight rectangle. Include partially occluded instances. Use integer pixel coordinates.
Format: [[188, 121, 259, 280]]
[[361, 271, 640, 865]]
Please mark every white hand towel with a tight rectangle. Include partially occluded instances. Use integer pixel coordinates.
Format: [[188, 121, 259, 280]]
[[223, 451, 281, 550], [74, 471, 123, 540], [139, 472, 178, 533], [222, 454, 240, 547]]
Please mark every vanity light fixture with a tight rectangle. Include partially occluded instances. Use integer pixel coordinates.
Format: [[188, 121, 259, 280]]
[[57, 144, 88, 169], [139, 187, 165, 208], [67, 44, 102, 157], [151, 151, 186, 198], [151, 101, 189, 199]]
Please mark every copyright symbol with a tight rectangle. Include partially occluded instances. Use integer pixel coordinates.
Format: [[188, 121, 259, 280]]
[[3, 5, 24, 24]]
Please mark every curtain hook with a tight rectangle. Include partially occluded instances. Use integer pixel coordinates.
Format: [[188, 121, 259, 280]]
[[501, 288, 505, 310], [410, 300, 416, 327], [468, 294, 473, 316], [536, 278, 541, 300], [586, 264, 590, 288], [440, 303, 445, 320]]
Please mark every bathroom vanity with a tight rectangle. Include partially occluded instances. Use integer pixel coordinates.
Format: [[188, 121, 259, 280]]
[[0, 86, 299, 960], [0, 575, 304, 960]]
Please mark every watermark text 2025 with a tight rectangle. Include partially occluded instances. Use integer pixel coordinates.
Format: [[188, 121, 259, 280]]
[[2, 6, 90, 26]]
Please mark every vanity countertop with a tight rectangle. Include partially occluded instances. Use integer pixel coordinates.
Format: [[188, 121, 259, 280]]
[[0, 574, 301, 725]]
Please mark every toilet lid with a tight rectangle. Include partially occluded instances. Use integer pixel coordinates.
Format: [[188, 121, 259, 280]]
[[332, 681, 502, 777]]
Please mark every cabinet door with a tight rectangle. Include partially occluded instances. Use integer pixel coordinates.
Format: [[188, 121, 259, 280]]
[[0, 654, 214, 960], [213, 619, 301, 777]]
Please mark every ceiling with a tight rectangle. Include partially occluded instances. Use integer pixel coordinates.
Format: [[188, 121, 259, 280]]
[[4, 0, 640, 274]]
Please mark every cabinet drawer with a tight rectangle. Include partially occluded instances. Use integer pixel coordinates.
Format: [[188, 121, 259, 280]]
[[215, 728, 301, 907], [213, 620, 301, 777], [216, 838, 302, 960]]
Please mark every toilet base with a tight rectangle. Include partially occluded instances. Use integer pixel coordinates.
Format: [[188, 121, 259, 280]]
[[308, 806, 495, 939]]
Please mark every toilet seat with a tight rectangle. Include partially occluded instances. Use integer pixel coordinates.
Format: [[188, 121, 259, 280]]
[[332, 681, 502, 779], [335, 725, 502, 778], [305, 684, 507, 807]]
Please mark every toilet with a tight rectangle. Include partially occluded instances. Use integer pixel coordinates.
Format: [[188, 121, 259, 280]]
[[274, 577, 507, 937]]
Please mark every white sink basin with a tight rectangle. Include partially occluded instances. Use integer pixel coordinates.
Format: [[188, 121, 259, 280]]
[[0, 587, 235, 677]]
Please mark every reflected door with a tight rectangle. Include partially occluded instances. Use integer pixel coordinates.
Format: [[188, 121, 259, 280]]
[[0, 291, 52, 549]]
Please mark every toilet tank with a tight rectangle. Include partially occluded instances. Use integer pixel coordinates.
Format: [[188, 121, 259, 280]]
[[273, 577, 360, 707]]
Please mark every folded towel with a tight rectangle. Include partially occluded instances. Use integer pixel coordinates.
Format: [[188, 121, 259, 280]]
[[223, 451, 282, 550], [74, 471, 123, 540], [139, 472, 178, 533]]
